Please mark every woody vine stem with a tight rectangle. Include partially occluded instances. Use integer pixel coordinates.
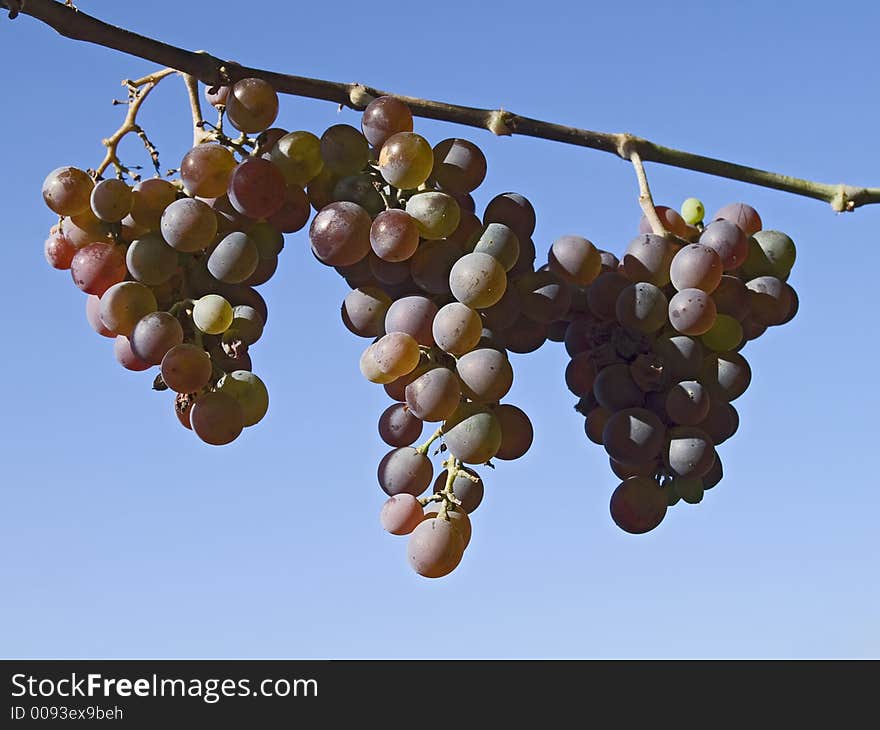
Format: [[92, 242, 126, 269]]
[[3, 0, 880, 214]]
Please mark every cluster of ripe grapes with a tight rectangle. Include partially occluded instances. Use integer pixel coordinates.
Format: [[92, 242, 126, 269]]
[[38, 72, 799, 578], [558, 199, 798, 533]]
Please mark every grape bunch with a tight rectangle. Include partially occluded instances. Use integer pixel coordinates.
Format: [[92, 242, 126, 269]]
[[41, 77, 299, 444], [557, 199, 798, 532], [315, 97, 541, 578]]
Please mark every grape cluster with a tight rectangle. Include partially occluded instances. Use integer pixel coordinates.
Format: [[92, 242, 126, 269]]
[[41, 77, 296, 444], [316, 97, 541, 578], [559, 200, 797, 532]]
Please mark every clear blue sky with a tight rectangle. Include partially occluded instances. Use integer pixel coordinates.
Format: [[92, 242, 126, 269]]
[[1, 0, 878, 658]]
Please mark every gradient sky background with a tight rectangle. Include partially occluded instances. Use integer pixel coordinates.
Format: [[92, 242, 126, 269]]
[[1, 0, 878, 658]]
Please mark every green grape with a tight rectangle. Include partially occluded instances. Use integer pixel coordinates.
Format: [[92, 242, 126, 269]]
[[218, 370, 269, 426], [193, 294, 234, 335], [405, 192, 461, 240], [475, 223, 521, 272], [670, 477, 704, 504], [701, 314, 744, 351], [126, 232, 178, 286], [270, 131, 324, 186], [449, 252, 507, 309], [680, 197, 705, 225], [742, 230, 797, 279], [378, 132, 433, 189], [442, 402, 502, 464]]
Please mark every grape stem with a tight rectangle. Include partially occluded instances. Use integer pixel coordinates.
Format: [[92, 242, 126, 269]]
[[4, 1, 879, 212], [415, 427, 443, 456], [621, 137, 668, 237]]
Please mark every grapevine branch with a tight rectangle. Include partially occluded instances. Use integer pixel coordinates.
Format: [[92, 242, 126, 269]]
[[3, 0, 880, 212]]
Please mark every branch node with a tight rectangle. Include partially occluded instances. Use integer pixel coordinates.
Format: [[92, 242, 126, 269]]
[[348, 84, 375, 109], [487, 109, 514, 136]]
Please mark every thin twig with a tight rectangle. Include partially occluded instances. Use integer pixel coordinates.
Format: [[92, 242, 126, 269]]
[[3, 0, 880, 211]]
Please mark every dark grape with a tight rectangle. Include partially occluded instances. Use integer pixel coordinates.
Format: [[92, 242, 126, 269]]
[[405, 367, 461, 422], [161, 343, 213, 393], [746, 276, 792, 326], [407, 517, 464, 578], [670, 477, 704, 504], [587, 271, 630, 321], [208, 232, 260, 284], [42, 166, 93, 216], [190, 391, 245, 445], [610, 477, 667, 534], [332, 174, 384, 216], [622, 234, 674, 287], [665, 380, 711, 425], [433, 468, 483, 513], [504, 316, 547, 354], [481, 287, 521, 331], [702, 455, 724, 490], [380, 494, 424, 535], [377, 447, 433, 497], [432, 138, 487, 193], [114, 336, 151, 371], [320, 124, 369, 176], [342, 286, 391, 338], [70, 243, 126, 296], [668, 288, 717, 336], [442, 403, 502, 464], [699, 220, 748, 270], [385, 295, 438, 346], [267, 185, 311, 233], [227, 157, 286, 219], [516, 270, 572, 323], [45, 232, 76, 270], [494, 404, 533, 460], [699, 400, 738, 445], [654, 334, 703, 382], [483, 192, 535, 241], [370, 209, 420, 262], [669, 243, 723, 293], [712, 202, 762, 237], [309, 201, 372, 267], [126, 232, 178, 285], [130, 311, 184, 365], [610, 458, 658, 480], [701, 351, 751, 401], [161, 198, 217, 253], [361, 96, 414, 148], [181, 144, 236, 199], [378, 403, 423, 447], [615, 282, 667, 333], [410, 240, 461, 295], [585, 406, 610, 445], [225, 78, 279, 134], [564, 352, 596, 397], [593, 363, 644, 411], [711, 275, 750, 321], [602, 408, 665, 466], [473, 223, 520, 272], [369, 254, 411, 287], [548, 235, 601, 286], [432, 302, 482, 355], [456, 348, 513, 403], [664, 426, 716, 479]]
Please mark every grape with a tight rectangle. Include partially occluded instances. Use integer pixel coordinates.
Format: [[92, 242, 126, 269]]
[[342, 286, 391, 338], [587, 271, 630, 321], [742, 230, 796, 279], [664, 426, 716, 479], [222, 285, 268, 324], [565, 352, 596, 397], [193, 294, 234, 335], [210, 344, 252, 374], [70, 243, 126, 296], [472, 223, 520, 272], [494, 404, 533, 460], [432, 302, 482, 355], [405, 367, 461, 422], [361, 96, 414, 148], [378, 447, 433, 497], [360, 344, 394, 384], [245, 222, 282, 259], [89, 178, 132, 223], [548, 235, 601, 286], [593, 363, 644, 411], [128, 178, 176, 231], [98, 282, 157, 337], [668, 288, 717, 336], [254, 127, 288, 157], [225, 78, 279, 133], [638, 205, 691, 239], [379, 403, 423, 447], [670, 477, 704, 504], [585, 406, 610, 445], [267, 185, 311, 233], [665, 380, 711, 425], [225, 305, 264, 346], [481, 287, 521, 331], [654, 334, 703, 382], [621, 234, 675, 287], [702, 455, 724, 490], [779, 284, 799, 325], [331, 174, 384, 217], [335, 256, 375, 288], [190, 391, 245, 445], [204, 84, 229, 108], [125, 232, 178, 285], [208, 193, 252, 238], [270, 131, 324, 186], [433, 468, 483, 514], [130, 311, 184, 365], [120, 214, 150, 244], [114, 336, 151, 371], [602, 407, 665, 465], [410, 240, 462, 295], [699, 400, 738, 445], [208, 232, 260, 284], [217, 370, 269, 426], [615, 282, 668, 333], [456, 348, 513, 403], [227, 157, 286, 219], [430, 138, 487, 193], [483, 193, 535, 241], [746, 276, 792, 326], [60, 213, 107, 249], [373, 332, 421, 379], [45, 231, 76, 269], [669, 244, 723, 293], [562, 318, 592, 357], [712, 202, 762, 237], [85, 295, 114, 337], [161, 198, 217, 253], [680, 198, 705, 225], [701, 314, 744, 351], [179, 144, 236, 199], [549, 319, 569, 342], [320, 124, 369, 176], [609, 477, 667, 534], [370, 209, 420, 262], [442, 402, 502, 464], [243, 254, 277, 287], [369, 255, 410, 287], [306, 167, 339, 212], [699, 220, 748, 270], [309, 201, 372, 267], [701, 351, 751, 401], [740, 315, 767, 343], [161, 343, 213, 393], [599, 251, 620, 272], [378, 132, 434, 189], [407, 517, 465, 578], [711, 275, 750, 322], [516, 270, 572, 323], [610, 458, 658, 480], [383, 364, 428, 402], [42, 166, 93, 216], [380, 494, 424, 535], [449, 252, 507, 309], [406, 192, 461, 240], [385, 296, 438, 346], [504, 316, 547, 354], [510, 236, 537, 276]]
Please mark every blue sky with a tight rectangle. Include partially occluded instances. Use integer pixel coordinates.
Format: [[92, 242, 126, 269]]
[[1, 0, 878, 658]]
